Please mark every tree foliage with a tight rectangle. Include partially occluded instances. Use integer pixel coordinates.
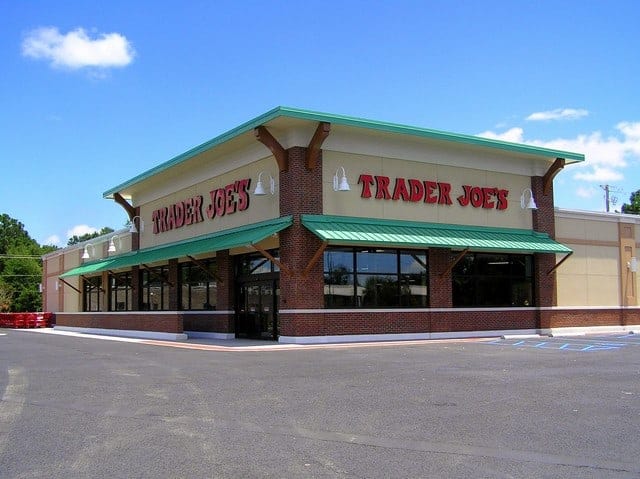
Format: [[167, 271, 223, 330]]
[[0, 214, 57, 311], [621, 190, 640, 215], [67, 227, 115, 245]]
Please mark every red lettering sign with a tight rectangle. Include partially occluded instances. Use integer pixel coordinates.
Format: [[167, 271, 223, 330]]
[[359, 174, 509, 210], [152, 178, 252, 234]]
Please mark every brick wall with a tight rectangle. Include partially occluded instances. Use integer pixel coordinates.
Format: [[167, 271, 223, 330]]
[[278, 146, 326, 336], [56, 312, 183, 333]]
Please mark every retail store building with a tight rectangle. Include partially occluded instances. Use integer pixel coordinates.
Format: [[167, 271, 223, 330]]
[[42, 107, 640, 342]]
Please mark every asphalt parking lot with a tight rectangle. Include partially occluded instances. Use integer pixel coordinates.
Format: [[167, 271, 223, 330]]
[[1, 328, 639, 478]]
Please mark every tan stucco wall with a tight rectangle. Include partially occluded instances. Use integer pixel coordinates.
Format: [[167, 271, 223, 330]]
[[322, 151, 533, 229], [555, 212, 640, 307], [139, 156, 279, 249]]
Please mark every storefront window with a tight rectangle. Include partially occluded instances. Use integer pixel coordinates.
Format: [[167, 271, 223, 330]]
[[83, 276, 102, 312], [180, 259, 217, 310], [141, 266, 170, 311], [324, 248, 428, 308], [452, 253, 534, 307], [109, 271, 132, 311], [237, 250, 280, 277]]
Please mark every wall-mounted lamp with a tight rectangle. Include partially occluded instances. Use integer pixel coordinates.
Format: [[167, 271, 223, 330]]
[[254, 171, 275, 196], [628, 257, 638, 273], [520, 188, 537, 210], [81, 243, 95, 260], [333, 167, 351, 192], [128, 215, 144, 233], [107, 234, 121, 253]]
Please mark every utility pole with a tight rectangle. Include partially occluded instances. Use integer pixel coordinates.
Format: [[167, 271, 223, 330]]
[[600, 184, 620, 212], [601, 184, 610, 212]]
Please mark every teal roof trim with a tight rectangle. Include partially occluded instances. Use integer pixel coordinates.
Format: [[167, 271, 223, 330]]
[[104, 106, 585, 198], [301, 214, 572, 254]]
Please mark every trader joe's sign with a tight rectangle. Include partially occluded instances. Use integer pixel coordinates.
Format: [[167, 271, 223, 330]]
[[151, 178, 251, 234], [358, 174, 509, 210]]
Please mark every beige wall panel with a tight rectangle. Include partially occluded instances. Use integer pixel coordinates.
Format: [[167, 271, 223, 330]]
[[555, 218, 587, 240], [62, 277, 81, 312], [556, 273, 588, 305], [556, 244, 587, 275], [586, 274, 620, 306], [45, 277, 59, 312], [585, 246, 620, 276], [64, 251, 81, 269], [584, 220, 618, 242], [139, 157, 279, 249], [323, 150, 532, 229], [46, 257, 61, 274]]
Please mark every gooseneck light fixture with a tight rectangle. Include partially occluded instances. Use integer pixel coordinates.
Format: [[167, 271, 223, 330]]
[[520, 188, 537, 210], [333, 167, 351, 192], [253, 171, 275, 196], [107, 234, 121, 253], [81, 243, 95, 260], [128, 215, 144, 233]]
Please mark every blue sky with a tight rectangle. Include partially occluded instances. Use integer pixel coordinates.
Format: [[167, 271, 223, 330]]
[[1, 1, 639, 246]]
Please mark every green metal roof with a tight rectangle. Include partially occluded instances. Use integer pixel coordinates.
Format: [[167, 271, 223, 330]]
[[301, 215, 571, 254], [60, 216, 292, 278], [104, 106, 585, 198], [59, 258, 117, 278]]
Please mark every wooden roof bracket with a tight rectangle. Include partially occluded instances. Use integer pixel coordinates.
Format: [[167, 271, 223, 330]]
[[542, 158, 565, 196], [306, 122, 331, 170], [255, 126, 288, 171], [81, 275, 105, 292], [140, 263, 175, 287], [113, 192, 136, 220], [250, 244, 293, 276], [58, 277, 82, 294], [187, 255, 224, 284], [547, 251, 573, 276], [302, 241, 328, 278], [440, 248, 469, 277]]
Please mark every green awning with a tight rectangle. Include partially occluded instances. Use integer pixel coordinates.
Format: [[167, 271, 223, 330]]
[[60, 216, 292, 278], [301, 214, 571, 254], [59, 258, 118, 278]]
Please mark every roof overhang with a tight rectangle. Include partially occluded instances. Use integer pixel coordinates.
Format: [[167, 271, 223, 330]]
[[104, 107, 585, 200]]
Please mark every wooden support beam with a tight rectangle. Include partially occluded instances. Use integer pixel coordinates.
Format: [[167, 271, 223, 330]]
[[542, 158, 565, 196], [547, 251, 573, 276], [141, 264, 175, 287], [251, 244, 293, 276], [81, 275, 105, 292], [440, 248, 469, 277], [187, 255, 224, 284], [255, 126, 288, 171], [306, 122, 331, 170], [113, 192, 136, 220], [58, 277, 82, 294], [302, 241, 328, 278]]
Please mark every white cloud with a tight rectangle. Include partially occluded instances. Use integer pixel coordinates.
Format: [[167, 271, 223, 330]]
[[576, 186, 598, 199], [22, 27, 135, 70], [476, 127, 524, 143], [476, 121, 640, 185], [67, 225, 99, 239], [526, 108, 589, 121], [43, 235, 61, 246]]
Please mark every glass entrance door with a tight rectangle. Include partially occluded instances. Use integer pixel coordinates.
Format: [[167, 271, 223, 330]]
[[236, 280, 278, 340]]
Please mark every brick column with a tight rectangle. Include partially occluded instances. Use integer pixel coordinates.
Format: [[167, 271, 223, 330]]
[[429, 248, 453, 308], [216, 249, 235, 333], [531, 176, 557, 328], [278, 146, 325, 337], [131, 265, 141, 310], [168, 259, 179, 310]]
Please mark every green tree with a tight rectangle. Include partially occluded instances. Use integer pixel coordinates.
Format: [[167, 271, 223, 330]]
[[67, 227, 115, 245], [621, 190, 640, 215], [0, 213, 58, 311]]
